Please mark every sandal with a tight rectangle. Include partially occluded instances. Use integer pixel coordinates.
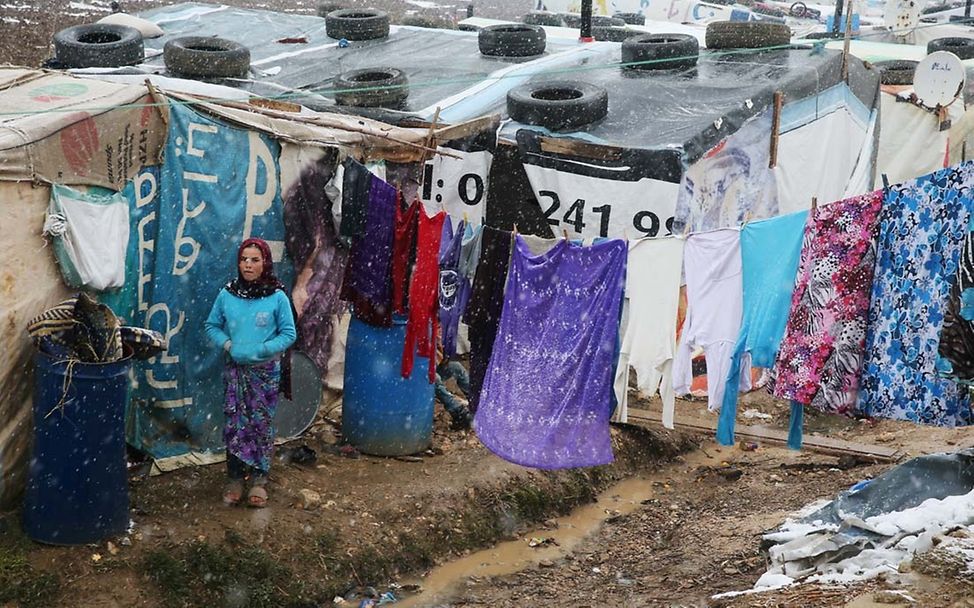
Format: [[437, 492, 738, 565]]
[[247, 484, 268, 508], [223, 480, 244, 506]]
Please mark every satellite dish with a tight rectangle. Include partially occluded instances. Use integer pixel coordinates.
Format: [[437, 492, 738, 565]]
[[913, 51, 966, 107], [275, 351, 323, 439], [884, 0, 920, 38]]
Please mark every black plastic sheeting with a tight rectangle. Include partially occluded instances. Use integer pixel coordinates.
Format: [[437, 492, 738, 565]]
[[138, 3, 580, 118], [797, 449, 974, 527]]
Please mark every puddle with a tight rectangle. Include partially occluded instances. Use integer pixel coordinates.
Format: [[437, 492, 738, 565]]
[[397, 450, 718, 607]]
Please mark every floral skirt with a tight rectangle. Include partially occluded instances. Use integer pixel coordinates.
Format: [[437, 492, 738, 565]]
[[224, 359, 280, 473]]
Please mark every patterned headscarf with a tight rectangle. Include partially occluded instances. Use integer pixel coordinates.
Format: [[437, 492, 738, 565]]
[[226, 238, 285, 299]]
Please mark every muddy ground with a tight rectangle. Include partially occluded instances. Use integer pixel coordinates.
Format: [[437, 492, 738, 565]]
[[0, 0, 533, 68], [2, 387, 973, 608]]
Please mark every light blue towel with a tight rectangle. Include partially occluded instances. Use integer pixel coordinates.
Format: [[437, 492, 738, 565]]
[[717, 211, 808, 446]]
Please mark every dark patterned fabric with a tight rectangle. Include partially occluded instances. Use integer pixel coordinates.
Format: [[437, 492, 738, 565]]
[[938, 217, 974, 384]]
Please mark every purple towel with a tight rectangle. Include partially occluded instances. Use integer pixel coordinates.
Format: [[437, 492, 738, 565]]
[[474, 236, 627, 469], [340, 178, 397, 326]]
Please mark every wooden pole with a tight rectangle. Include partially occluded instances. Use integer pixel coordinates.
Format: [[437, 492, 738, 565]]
[[769, 91, 784, 168], [841, 0, 855, 82]]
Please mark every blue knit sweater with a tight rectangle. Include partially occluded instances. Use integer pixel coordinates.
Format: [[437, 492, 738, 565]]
[[204, 288, 297, 365]]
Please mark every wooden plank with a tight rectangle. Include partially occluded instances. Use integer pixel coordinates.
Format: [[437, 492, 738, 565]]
[[768, 91, 784, 168], [626, 407, 901, 462], [539, 136, 624, 161]]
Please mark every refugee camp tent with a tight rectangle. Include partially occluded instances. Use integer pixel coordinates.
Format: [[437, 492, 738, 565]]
[[0, 65, 489, 507]]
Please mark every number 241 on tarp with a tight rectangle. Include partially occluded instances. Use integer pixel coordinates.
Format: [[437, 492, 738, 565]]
[[539, 190, 675, 238]]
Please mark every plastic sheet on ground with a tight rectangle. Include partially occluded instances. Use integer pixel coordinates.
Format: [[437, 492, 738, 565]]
[[752, 449, 974, 589]]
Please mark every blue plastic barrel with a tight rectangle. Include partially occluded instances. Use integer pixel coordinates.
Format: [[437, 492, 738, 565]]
[[342, 316, 434, 456], [23, 351, 131, 545]]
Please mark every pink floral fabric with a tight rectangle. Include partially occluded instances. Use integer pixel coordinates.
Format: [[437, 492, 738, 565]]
[[771, 191, 884, 414]]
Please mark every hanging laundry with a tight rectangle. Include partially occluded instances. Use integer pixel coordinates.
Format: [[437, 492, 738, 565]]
[[772, 192, 883, 414], [716, 211, 807, 445], [338, 157, 372, 243], [340, 178, 397, 326], [938, 217, 974, 383], [520, 233, 562, 256], [402, 209, 446, 383], [283, 156, 349, 377], [475, 237, 627, 469], [391, 198, 421, 315], [458, 223, 483, 285], [617, 238, 684, 426], [859, 163, 974, 427], [438, 217, 469, 357], [673, 229, 745, 413], [463, 226, 512, 413]]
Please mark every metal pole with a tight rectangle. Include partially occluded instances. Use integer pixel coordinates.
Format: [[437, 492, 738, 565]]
[[580, 0, 594, 42], [832, 0, 844, 35], [966, 0, 971, 19], [466, 3, 474, 18]]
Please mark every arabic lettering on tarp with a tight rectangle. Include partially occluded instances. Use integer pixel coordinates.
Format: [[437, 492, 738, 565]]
[[105, 103, 291, 460]]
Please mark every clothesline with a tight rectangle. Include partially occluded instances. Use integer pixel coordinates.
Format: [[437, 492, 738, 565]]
[[337, 157, 974, 470]]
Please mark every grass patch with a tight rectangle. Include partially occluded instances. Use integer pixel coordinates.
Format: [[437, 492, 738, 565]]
[[0, 522, 61, 608], [143, 541, 319, 608]]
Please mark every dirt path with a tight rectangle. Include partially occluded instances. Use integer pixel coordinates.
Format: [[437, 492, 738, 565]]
[[394, 395, 974, 608]]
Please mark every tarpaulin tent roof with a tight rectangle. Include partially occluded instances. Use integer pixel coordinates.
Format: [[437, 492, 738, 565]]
[[132, 3, 589, 121]]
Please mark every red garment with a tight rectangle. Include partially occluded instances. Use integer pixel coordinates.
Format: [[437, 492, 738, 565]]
[[402, 209, 446, 382], [391, 197, 420, 315]]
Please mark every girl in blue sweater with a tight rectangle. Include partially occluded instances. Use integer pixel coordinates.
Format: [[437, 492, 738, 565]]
[[205, 238, 296, 508]]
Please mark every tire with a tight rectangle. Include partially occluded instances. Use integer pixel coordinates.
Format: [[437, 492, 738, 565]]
[[562, 14, 626, 28], [613, 12, 646, 25], [592, 26, 640, 42], [399, 15, 454, 29], [927, 37, 974, 60], [326, 9, 390, 41], [873, 60, 917, 85], [53, 24, 144, 68], [315, 1, 345, 18], [507, 81, 608, 130], [789, 1, 808, 17], [334, 67, 408, 108], [622, 33, 699, 70], [479, 24, 546, 57], [705, 21, 792, 49], [522, 11, 563, 26], [163, 36, 250, 78]]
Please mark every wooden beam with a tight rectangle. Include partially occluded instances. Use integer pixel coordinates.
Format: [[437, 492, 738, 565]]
[[769, 91, 784, 168], [625, 407, 901, 462], [539, 136, 624, 161]]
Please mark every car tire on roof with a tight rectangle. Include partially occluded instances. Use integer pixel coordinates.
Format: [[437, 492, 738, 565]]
[[613, 12, 646, 25], [54, 24, 144, 68], [622, 33, 699, 70], [705, 21, 792, 50], [479, 24, 546, 57], [507, 81, 608, 130], [334, 67, 409, 108], [873, 60, 918, 85], [164, 36, 250, 79], [592, 26, 640, 42], [522, 11, 563, 27], [927, 37, 974, 60], [326, 9, 390, 41], [315, 1, 345, 18]]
